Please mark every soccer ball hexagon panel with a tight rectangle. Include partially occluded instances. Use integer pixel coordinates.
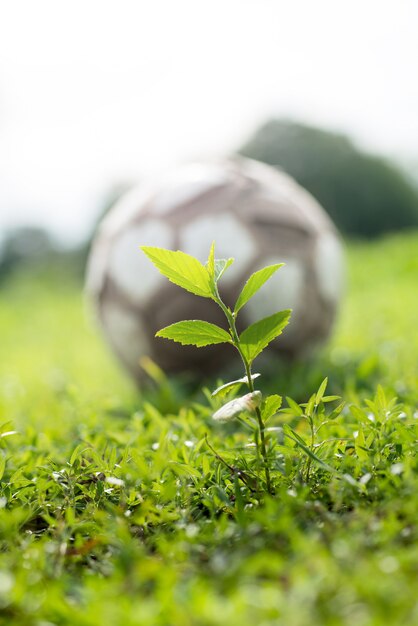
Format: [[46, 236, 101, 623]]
[[86, 158, 344, 381]]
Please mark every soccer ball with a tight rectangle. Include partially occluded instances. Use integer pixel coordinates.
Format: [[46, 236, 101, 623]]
[[86, 157, 344, 381]]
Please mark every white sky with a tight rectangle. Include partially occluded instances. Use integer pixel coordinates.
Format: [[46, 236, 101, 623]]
[[0, 0, 417, 244]]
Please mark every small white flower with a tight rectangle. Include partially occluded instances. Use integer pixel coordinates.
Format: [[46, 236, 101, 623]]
[[212, 391, 262, 422]]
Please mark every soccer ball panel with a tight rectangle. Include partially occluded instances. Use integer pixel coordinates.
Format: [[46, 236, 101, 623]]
[[100, 302, 150, 375], [85, 237, 109, 298], [179, 213, 257, 285], [100, 185, 155, 238], [108, 220, 173, 303], [241, 159, 333, 234], [315, 231, 345, 305], [150, 163, 230, 215], [245, 256, 305, 320]]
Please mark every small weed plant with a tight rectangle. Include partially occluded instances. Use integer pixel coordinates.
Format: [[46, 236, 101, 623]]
[[141, 243, 341, 495]]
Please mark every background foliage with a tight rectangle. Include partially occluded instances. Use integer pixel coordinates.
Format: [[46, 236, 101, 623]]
[[239, 120, 418, 237]]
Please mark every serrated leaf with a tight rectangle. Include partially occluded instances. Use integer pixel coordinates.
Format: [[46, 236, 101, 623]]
[[262, 394, 282, 421], [234, 264, 284, 314], [212, 391, 262, 421], [212, 373, 261, 398], [239, 309, 292, 363], [141, 246, 212, 298], [156, 320, 231, 347]]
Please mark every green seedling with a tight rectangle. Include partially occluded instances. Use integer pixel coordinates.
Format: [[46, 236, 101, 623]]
[[141, 243, 291, 494]]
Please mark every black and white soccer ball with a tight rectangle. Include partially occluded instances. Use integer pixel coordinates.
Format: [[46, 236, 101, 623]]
[[86, 158, 344, 381]]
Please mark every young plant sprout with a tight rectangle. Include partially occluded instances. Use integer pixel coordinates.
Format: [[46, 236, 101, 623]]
[[141, 243, 291, 494]]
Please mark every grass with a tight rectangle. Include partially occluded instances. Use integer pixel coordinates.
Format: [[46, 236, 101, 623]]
[[0, 231, 418, 625]]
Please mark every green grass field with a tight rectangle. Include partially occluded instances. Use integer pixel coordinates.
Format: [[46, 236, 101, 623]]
[[1, 231, 418, 626]]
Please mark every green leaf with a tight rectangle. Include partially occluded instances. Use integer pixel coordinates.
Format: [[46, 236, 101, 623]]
[[141, 246, 212, 298], [169, 462, 201, 479], [329, 402, 345, 419], [211, 373, 260, 398], [315, 378, 328, 405], [305, 393, 316, 418], [206, 242, 216, 286], [156, 320, 231, 347], [262, 394, 282, 421], [69, 444, 90, 467], [139, 356, 167, 385], [214, 258, 234, 282], [239, 309, 292, 363], [285, 396, 304, 416], [321, 395, 341, 403], [234, 264, 284, 314], [283, 425, 335, 473], [349, 404, 369, 424], [355, 428, 369, 461], [0, 453, 5, 480], [206, 244, 234, 295]]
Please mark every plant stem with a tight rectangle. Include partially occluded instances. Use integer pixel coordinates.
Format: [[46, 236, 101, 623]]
[[306, 417, 314, 482], [215, 292, 272, 494], [204, 434, 256, 493], [245, 362, 272, 495]]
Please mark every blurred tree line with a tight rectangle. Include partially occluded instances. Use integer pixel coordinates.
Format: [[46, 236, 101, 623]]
[[1, 120, 417, 284], [0, 183, 132, 286], [0, 226, 87, 285], [239, 119, 418, 237]]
